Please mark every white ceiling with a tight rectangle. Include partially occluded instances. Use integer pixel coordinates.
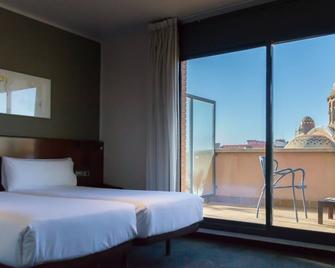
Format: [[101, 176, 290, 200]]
[[0, 0, 274, 41]]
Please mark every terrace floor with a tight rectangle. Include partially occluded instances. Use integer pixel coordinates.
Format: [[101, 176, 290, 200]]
[[204, 202, 335, 233]]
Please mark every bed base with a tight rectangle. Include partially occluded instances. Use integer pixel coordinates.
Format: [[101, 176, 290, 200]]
[[135, 222, 200, 256], [0, 241, 132, 268], [0, 223, 199, 267]]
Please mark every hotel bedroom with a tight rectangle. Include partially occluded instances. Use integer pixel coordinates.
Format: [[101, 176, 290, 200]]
[[0, 0, 334, 267]]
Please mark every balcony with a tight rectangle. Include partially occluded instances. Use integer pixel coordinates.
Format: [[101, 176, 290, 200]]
[[182, 147, 335, 233]]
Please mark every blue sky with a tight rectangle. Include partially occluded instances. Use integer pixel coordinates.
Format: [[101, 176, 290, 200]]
[[186, 34, 335, 145]]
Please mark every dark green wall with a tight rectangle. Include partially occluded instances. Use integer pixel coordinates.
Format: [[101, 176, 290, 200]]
[[0, 8, 100, 140]]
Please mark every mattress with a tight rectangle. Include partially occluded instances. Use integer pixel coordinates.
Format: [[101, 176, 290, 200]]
[[0, 192, 137, 268], [14, 186, 203, 238]]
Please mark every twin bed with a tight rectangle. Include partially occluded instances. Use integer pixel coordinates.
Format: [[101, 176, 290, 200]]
[[0, 137, 203, 268], [13, 186, 203, 239], [0, 193, 137, 267]]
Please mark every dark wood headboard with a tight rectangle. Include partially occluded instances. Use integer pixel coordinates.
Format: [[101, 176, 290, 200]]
[[0, 136, 104, 191]]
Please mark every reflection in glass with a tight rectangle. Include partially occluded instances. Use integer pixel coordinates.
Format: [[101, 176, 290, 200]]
[[11, 88, 37, 117], [192, 99, 215, 196], [185, 97, 192, 193], [0, 92, 6, 114], [186, 96, 215, 197]]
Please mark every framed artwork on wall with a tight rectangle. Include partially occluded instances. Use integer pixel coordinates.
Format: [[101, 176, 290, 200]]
[[0, 69, 51, 119]]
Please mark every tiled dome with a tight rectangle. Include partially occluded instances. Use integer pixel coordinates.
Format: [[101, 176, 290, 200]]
[[285, 135, 335, 149], [287, 82, 335, 149]]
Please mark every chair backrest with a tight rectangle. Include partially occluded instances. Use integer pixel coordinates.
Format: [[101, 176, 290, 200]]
[[259, 156, 279, 183]]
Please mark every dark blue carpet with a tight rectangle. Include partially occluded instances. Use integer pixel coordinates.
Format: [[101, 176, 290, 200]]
[[128, 236, 335, 268]]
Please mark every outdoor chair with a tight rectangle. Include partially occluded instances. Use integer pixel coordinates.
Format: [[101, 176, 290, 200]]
[[256, 156, 307, 222]]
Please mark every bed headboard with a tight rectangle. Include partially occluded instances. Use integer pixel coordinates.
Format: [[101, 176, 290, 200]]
[[0, 136, 104, 191]]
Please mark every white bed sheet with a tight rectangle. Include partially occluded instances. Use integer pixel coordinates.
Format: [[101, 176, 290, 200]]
[[14, 186, 203, 238], [0, 192, 137, 268]]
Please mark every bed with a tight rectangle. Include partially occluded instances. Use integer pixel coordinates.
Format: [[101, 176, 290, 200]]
[[11, 186, 203, 239], [0, 136, 203, 256], [0, 192, 137, 268]]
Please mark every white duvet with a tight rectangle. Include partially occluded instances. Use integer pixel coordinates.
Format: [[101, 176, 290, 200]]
[[0, 192, 137, 268], [14, 186, 203, 238]]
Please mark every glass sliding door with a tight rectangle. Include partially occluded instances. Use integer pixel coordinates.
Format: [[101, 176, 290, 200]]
[[186, 95, 215, 197], [272, 34, 335, 233], [180, 33, 335, 246], [181, 47, 266, 223]]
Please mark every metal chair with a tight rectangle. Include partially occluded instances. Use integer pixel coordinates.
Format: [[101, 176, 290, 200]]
[[256, 156, 307, 222]]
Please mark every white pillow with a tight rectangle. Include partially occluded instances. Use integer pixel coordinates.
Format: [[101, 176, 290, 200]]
[[1, 157, 77, 191]]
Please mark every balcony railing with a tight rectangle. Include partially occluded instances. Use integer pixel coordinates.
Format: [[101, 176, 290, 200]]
[[182, 147, 335, 232], [212, 148, 335, 207]]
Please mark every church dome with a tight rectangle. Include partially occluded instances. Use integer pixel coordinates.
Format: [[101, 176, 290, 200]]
[[297, 116, 315, 135], [287, 82, 335, 149], [285, 135, 335, 149]]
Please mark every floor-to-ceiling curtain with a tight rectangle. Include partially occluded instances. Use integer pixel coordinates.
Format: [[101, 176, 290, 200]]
[[146, 18, 179, 191]]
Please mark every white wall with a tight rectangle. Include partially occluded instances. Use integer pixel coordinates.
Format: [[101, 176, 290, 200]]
[[100, 28, 149, 189]]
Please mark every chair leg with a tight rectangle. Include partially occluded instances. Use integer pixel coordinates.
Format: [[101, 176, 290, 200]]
[[301, 186, 308, 219], [256, 186, 265, 218], [292, 186, 298, 222]]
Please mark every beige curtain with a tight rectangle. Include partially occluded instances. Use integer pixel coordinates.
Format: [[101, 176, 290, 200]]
[[146, 18, 180, 191]]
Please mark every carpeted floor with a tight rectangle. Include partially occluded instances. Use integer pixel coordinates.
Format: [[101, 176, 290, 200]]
[[128, 235, 335, 268]]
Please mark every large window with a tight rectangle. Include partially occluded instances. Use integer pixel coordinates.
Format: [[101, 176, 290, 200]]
[[273, 34, 335, 233], [181, 33, 335, 240]]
